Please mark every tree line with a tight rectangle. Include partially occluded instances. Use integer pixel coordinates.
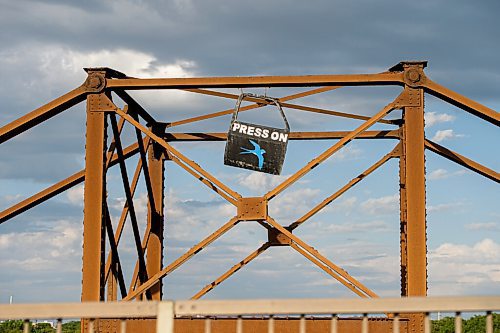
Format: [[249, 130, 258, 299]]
[[0, 314, 498, 332]]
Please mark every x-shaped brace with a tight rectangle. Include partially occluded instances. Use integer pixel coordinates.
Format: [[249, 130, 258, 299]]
[[113, 88, 404, 301], [191, 144, 401, 300]]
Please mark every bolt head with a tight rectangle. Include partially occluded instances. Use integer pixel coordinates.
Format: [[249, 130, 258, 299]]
[[89, 75, 103, 88], [407, 69, 421, 83]]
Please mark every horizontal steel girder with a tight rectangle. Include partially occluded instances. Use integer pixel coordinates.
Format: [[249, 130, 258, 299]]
[[0, 140, 142, 224], [164, 130, 400, 141]]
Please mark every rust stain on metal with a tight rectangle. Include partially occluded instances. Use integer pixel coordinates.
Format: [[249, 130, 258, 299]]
[[237, 197, 268, 221]]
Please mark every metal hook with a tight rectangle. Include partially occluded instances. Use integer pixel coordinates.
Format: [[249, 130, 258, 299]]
[[230, 93, 290, 132]]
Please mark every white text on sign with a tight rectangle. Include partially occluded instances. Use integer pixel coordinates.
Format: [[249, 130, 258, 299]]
[[232, 122, 288, 143]]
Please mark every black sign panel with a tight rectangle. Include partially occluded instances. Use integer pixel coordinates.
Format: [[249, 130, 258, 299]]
[[224, 121, 289, 175]]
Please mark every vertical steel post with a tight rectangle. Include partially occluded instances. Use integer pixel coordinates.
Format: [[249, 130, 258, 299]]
[[399, 129, 408, 297], [82, 91, 108, 303], [147, 124, 166, 300], [81, 90, 108, 332], [399, 62, 428, 333], [107, 272, 117, 301], [81, 69, 116, 333]]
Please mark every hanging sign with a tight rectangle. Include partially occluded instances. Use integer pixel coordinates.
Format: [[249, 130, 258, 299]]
[[224, 94, 290, 175]]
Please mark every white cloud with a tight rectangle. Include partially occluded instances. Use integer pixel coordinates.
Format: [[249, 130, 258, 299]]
[[163, 190, 236, 242], [431, 129, 465, 143], [317, 242, 400, 291], [360, 194, 398, 215], [425, 112, 455, 127], [325, 220, 389, 233], [428, 168, 467, 180], [0, 45, 200, 110], [428, 201, 465, 213], [269, 188, 321, 221], [322, 196, 358, 215], [66, 185, 84, 206], [0, 220, 82, 272], [236, 172, 290, 193], [465, 222, 500, 231], [428, 239, 500, 295], [0, 194, 22, 210], [428, 168, 448, 180], [328, 145, 363, 163], [68, 49, 196, 79]]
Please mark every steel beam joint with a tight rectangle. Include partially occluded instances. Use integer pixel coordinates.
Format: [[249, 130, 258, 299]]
[[267, 227, 292, 246], [389, 61, 428, 88], [83, 67, 129, 93], [237, 197, 268, 221], [87, 94, 118, 113]]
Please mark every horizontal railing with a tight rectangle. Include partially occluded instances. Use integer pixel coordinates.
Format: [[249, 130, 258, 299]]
[[0, 296, 498, 333]]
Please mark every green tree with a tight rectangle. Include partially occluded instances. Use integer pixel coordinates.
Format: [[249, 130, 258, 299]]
[[61, 321, 81, 333], [432, 313, 500, 333], [31, 323, 54, 333], [0, 320, 24, 333], [432, 316, 455, 333], [463, 313, 500, 333]]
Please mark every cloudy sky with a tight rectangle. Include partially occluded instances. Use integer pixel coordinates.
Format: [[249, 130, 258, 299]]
[[0, 0, 499, 304]]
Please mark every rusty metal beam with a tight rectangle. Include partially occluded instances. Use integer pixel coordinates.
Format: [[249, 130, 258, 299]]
[[289, 242, 366, 298], [0, 141, 141, 225], [109, 114, 150, 294], [265, 216, 377, 298], [0, 86, 87, 144], [185, 88, 397, 125], [105, 72, 405, 90], [0, 106, 137, 225], [132, 114, 158, 217], [424, 79, 500, 126], [288, 144, 401, 231], [123, 217, 240, 301], [81, 94, 107, 303], [145, 125, 165, 300], [425, 139, 499, 183], [169, 86, 339, 128], [104, 205, 127, 299], [1, 172, 85, 225], [104, 158, 143, 284], [163, 130, 400, 141], [402, 91, 427, 299], [114, 90, 157, 126], [280, 101, 397, 125], [186, 86, 338, 101], [191, 243, 271, 300], [166, 153, 238, 205], [265, 100, 398, 200], [113, 107, 242, 202], [128, 222, 152, 296], [399, 77, 427, 333], [3, 63, 497, 317], [128, 188, 158, 297], [216, 149, 399, 300], [399, 124, 408, 298], [104, 108, 128, 171]]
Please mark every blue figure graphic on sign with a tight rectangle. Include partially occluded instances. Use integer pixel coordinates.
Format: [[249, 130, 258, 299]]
[[240, 139, 266, 170]]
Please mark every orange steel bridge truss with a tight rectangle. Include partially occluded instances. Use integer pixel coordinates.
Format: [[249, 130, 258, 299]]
[[0, 61, 498, 333]]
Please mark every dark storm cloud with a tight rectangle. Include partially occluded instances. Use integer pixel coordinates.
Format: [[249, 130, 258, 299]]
[[2, 0, 499, 78], [1, 0, 498, 182], [2, 0, 499, 92]]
